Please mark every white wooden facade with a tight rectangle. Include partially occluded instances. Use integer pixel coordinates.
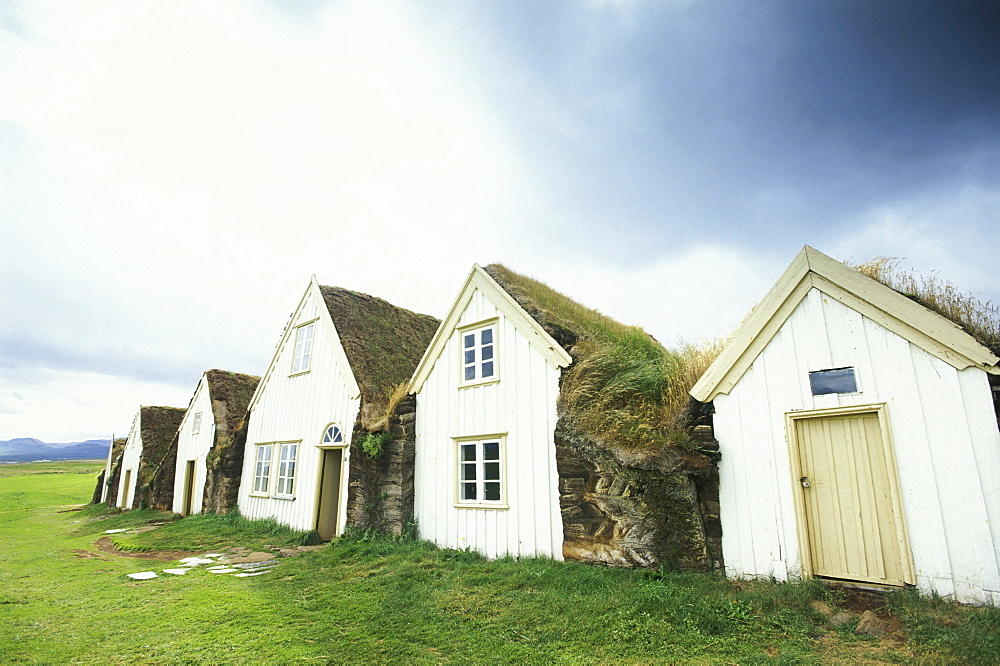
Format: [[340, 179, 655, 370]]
[[237, 279, 360, 534], [409, 265, 572, 559], [171, 374, 215, 515], [117, 410, 143, 509], [692, 246, 1000, 605], [99, 437, 117, 503]]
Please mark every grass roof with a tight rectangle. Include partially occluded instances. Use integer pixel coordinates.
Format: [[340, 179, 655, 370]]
[[136, 406, 185, 504], [849, 257, 1000, 357], [484, 264, 719, 456], [321, 286, 440, 421], [204, 369, 260, 436]]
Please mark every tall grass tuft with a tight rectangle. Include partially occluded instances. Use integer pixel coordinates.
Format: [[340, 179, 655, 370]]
[[851, 257, 1000, 353], [486, 264, 724, 453]]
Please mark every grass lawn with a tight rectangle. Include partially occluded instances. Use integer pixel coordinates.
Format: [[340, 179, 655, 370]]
[[1, 460, 997, 663]]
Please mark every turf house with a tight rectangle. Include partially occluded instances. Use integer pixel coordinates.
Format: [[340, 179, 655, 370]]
[[97, 436, 126, 505], [112, 406, 185, 510], [237, 277, 439, 539], [160, 369, 260, 516], [690, 246, 1000, 605], [408, 264, 721, 568]]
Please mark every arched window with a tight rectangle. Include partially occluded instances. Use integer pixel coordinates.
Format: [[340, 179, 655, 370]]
[[322, 424, 344, 446]]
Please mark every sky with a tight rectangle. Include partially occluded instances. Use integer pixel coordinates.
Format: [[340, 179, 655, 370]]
[[2, 0, 998, 442]]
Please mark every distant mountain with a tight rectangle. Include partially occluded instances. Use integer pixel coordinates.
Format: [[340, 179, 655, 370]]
[[0, 438, 111, 462]]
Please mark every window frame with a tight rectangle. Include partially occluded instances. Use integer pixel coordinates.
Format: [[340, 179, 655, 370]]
[[459, 320, 500, 387], [192, 412, 202, 434], [321, 424, 346, 448], [290, 320, 318, 376], [453, 434, 508, 509], [274, 442, 298, 498], [249, 441, 301, 499], [250, 443, 274, 496]]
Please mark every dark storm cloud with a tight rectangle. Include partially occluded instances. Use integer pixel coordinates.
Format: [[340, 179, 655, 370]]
[[421, 1, 1000, 259]]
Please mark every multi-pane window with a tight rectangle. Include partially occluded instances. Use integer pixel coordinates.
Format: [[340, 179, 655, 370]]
[[192, 412, 202, 434], [275, 443, 298, 496], [252, 444, 273, 494], [462, 325, 496, 383], [291, 322, 315, 373], [322, 424, 344, 445], [458, 439, 503, 504]]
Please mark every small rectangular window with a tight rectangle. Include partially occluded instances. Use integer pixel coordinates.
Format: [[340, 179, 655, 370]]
[[809, 367, 858, 395], [461, 324, 497, 384], [252, 444, 273, 494], [275, 443, 298, 497], [291, 322, 315, 374], [192, 412, 202, 434], [457, 438, 504, 505]]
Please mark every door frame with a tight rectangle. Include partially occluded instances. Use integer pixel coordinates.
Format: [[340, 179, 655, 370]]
[[313, 445, 347, 539], [785, 402, 915, 585]]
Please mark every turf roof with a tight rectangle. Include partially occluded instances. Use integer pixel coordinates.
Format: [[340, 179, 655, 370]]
[[320, 286, 440, 418], [483, 264, 690, 455], [136, 406, 185, 500], [204, 369, 260, 435]]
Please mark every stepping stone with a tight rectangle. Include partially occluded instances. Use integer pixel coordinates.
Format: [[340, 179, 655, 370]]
[[203, 553, 225, 558], [127, 572, 157, 580], [234, 571, 271, 577], [297, 545, 325, 552], [208, 568, 238, 574], [232, 561, 278, 570], [162, 568, 192, 575], [105, 528, 130, 534], [227, 551, 278, 564], [178, 557, 216, 566]]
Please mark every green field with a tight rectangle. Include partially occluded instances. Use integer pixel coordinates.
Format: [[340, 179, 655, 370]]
[[1, 460, 997, 664]]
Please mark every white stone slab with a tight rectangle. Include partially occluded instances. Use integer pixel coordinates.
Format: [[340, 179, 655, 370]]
[[178, 557, 216, 566], [203, 553, 225, 558], [127, 572, 157, 580], [208, 568, 238, 574], [105, 528, 130, 534], [234, 571, 271, 577], [162, 568, 191, 575]]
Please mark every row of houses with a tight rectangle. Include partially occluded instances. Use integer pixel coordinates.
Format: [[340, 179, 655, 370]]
[[97, 247, 1000, 605]]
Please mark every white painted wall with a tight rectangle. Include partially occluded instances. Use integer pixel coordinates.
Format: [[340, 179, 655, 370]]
[[237, 283, 359, 533], [714, 288, 1000, 604], [100, 437, 116, 503], [117, 411, 143, 509], [413, 288, 564, 559], [171, 375, 215, 515]]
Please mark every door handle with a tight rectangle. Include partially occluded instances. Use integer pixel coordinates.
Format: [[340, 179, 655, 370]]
[[800, 476, 811, 488]]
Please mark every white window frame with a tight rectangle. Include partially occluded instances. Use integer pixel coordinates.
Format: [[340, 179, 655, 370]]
[[459, 321, 499, 387], [290, 321, 316, 375], [274, 442, 298, 498], [251, 443, 273, 496], [321, 424, 345, 447], [192, 412, 202, 434], [453, 434, 507, 509]]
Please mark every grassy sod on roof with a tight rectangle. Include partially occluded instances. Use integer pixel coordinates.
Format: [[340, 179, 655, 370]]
[[320, 286, 440, 428], [485, 264, 720, 454], [851, 257, 1000, 355]]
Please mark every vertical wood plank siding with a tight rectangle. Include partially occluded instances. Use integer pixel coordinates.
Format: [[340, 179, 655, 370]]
[[715, 287, 1000, 604], [414, 289, 564, 559], [117, 413, 143, 508], [171, 376, 214, 514], [237, 285, 360, 533]]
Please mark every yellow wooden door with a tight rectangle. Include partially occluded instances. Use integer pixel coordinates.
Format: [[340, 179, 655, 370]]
[[795, 413, 911, 586]]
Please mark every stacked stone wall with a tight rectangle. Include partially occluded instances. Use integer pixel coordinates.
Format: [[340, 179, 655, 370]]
[[203, 403, 248, 515], [344, 395, 417, 535], [555, 418, 723, 571]]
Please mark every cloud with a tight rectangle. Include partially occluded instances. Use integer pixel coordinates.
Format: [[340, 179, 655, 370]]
[[0, 368, 192, 441]]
